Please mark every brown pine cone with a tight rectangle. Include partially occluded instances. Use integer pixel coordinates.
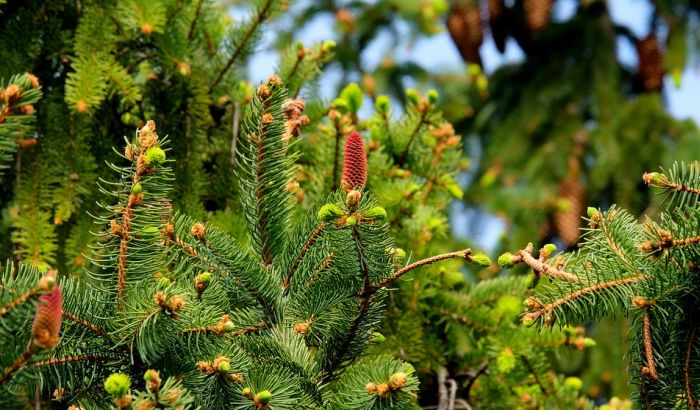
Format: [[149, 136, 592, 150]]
[[488, 0, 507, 53], [447, 2, 483, 65], [636, 34, 665, 92], [554, 177, 585, 247], [524, 0, 552, 32]]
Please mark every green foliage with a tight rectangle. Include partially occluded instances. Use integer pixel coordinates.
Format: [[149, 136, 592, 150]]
[[502, 162, 700, 408]]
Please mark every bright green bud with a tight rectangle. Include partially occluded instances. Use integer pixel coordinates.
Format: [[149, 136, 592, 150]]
[[296, 41, 304, 51], [468, 64, 481, 76], [345, 215, 358, 226], [644, 172, 664, 185], [563, 376, 583, 391], [671, 67, 682, 88], [370, 331, 385, 344], [331, 98, 349, 114], [587, 207, 599, 219], [256, 390, 272, 405], [104, 373, 131, 397], [218, 359, 231, 373], [476, 75, 488, 92], [364, 206, 387, 220], [321, 40, 336, 52], [498, 252, 515, 269], [158, 277, 171, 288], [196, 271, 212, 284], [375, 95, 390, 114], [469, 252, 491, 268], [543, 244, 556, 254], [317, 204, 344, 221], [427, 89, 439, 104], [447, 183, 463, 199], [143, 369, 158, 382], [584, 337, 596, 347], [141, 226, 160, 238], [388, 247, 407, 261], [340, 83, 364, 114], [222, 320, 235, 333], [131, 182, 143, 195], [405, 88, 420, 106], [144, 146, 166, 165]]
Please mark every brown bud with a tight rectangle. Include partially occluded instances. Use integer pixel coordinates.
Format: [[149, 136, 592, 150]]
[[191, 223, 206, 240]]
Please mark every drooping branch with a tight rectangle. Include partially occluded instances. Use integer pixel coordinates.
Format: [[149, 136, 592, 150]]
[[523, 275, 645, 323], [371, 249, 472, 291], [0, 348, 35, 386], [642, 312, 659, 381]]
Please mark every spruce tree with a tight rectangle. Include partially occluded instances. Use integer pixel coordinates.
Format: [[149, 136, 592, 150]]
[[500, 162, 700, 408], [0, 75, 495, 408]]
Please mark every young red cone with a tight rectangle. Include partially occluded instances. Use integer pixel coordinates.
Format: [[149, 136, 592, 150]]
[[32, 285, 63, 349], [341, 132, 367, 192]]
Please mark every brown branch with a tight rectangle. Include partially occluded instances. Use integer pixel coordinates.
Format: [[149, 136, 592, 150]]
[[307, 253, 335, 285], [642, 312, 659, 381], [524, 275, 645, 322], [371, 249, 471, 290], [516, 244, 578, 283], [27, 354, 112, 368], [521, 355, 547, 395], [187, 0, 203, 41], [0, 348, 35, 386], [209, 0, 275, 92], [62, 311, 110, 340], [396, 110, 428, 165], [282, 223, 325, 292], [0, 286, 42, 317], [685, 324, 698, 409]]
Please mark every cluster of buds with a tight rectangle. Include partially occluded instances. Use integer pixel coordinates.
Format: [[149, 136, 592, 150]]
[[211, 314, 236, 336], [1, 73, 39, 123], [191, 222, 206, 240], [282, 98, 310, 141], [257, 74, 283, 103], [143, 369, 161, 393], [104, 373, 132, 408], [196, 355, 242, 382], [365, 371, 409, 397], [155, 291, 185, 318], [194, 271, 212, 296], [243, 389, 272, 409], [293, 319, 312, 335], [405, 88, 436, 114]]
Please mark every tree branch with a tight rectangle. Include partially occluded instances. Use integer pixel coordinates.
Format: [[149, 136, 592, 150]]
[[371, 249, 471, 291]]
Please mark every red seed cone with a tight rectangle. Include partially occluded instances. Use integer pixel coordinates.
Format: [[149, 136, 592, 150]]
[[32, 285, 63, 349], [341, 132, 367, 191], [446, 3, 483, 65]]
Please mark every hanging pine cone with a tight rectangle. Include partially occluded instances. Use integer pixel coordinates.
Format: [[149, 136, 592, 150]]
[[488, 0, 507, 53], [635, 34, 665, 92], [553, 177, 585, 248], [524, 0, 552, 32], [447, 2, 483, 65]]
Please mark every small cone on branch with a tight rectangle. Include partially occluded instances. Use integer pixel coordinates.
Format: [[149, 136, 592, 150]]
[[636, 34, 665, 92], [524, 0, 552, 32], [554, 177, 586, 248], [488, 0, 508, 53], [341, 132, 367, 192], [32, 284, 63, 349], [446, 2, 483, 65]]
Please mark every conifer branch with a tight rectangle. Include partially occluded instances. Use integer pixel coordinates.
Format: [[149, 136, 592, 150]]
[[521, 355, 547, 395], [371, 249, 472, 290], [307, 253, 334, 285], [685, 324, 698, 409], [62, 311, 111, 340], [515, 244, 578, 283], [396, 110, 429, 165], [524, 275, 645, 322], [209, 0, 275, 92], [0, 285, 42, 317], [644, 172, 700, 196], [183, 320, 266, 336], [282, 222, 325, 292], [0, 348, 35, 386], [187, 0, 203, 41], [642, 312, 659, 381], [27, 354, 112, 368]]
